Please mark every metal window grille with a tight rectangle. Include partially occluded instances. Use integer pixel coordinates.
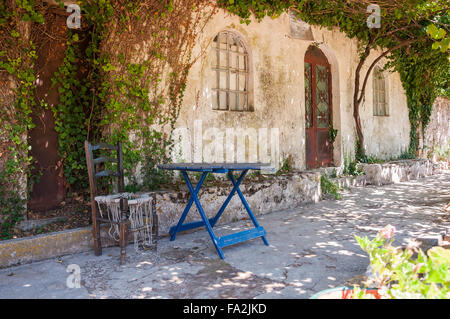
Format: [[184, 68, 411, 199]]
[[212, 31, 250, 111]]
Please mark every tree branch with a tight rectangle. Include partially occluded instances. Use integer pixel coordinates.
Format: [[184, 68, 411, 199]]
[[357, 39, 419, 104]]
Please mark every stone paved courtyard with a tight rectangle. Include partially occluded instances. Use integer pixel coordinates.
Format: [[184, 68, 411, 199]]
[[0, 172, 449, 299]]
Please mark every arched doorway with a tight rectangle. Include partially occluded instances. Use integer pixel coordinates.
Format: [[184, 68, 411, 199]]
[[304, 45, 333, 169]]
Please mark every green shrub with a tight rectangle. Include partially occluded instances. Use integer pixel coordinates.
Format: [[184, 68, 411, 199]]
[[353, 225, 450, 299], [343, 159, 364, 176], [277, 156, 293, 175], [320, 175, 342, 200]]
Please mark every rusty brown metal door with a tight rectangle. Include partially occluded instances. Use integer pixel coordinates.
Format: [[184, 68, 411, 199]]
[[28, 11, 68, 211], [304, 46, 333, 169]]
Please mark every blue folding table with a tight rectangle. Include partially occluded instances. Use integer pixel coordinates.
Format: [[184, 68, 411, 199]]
[[158, 163, 271, 259]]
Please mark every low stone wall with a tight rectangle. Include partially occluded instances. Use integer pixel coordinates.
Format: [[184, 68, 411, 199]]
[[362, 159, 447, 186], [154, 172, 321, 234], [334, 175, 367, 188], [1, 159, 446, 268]]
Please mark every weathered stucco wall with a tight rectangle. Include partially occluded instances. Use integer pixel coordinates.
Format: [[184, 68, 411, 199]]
[[174, 10, 411, 169], [424, 96, 450, 161]]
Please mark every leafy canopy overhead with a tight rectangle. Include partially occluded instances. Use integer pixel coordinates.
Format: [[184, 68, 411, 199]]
[[220, 0, 448, 52]]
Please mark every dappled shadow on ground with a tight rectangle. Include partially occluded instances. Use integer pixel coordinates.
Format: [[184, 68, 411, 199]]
[[1, 173, 448, 299], [81, 174, 450, 299]]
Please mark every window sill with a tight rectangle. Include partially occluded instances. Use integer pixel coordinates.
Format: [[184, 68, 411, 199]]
[[211, 108, 254, 113]]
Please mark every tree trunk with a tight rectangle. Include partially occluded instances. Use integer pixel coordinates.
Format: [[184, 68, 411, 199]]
[[353, 44, 372, 159], [353, 98, 365, 158], [352, 39, 417, 159]]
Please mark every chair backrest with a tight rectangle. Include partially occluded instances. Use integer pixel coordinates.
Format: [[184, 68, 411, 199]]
[[85, 141, 125, 198]]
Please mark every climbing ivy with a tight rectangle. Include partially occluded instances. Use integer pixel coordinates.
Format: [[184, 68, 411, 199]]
[[47, 0, 214, 192], [0, 0, 44, 238], [51, 32, 91, 189], [0, 49, 36, 238], [388, 40, 449, 154]]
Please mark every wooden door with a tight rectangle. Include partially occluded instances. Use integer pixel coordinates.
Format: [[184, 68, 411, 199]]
[[304, 46, 333, 169]]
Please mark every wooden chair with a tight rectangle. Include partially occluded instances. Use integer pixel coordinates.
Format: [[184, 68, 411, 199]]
[[84, 141, 127, 261]]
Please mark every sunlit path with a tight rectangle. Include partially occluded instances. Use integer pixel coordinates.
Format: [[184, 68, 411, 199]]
[[0, 173, 448, 299]]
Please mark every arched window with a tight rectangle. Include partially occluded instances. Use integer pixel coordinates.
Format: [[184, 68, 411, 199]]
[[211, 31, 252, 111], [373, 66, 388, 116]]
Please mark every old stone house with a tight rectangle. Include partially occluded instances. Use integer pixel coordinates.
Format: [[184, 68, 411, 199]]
[[171, 9, 412, 171]]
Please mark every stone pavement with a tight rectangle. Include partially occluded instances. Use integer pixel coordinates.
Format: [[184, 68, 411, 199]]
[[0, 173, 449, 299]]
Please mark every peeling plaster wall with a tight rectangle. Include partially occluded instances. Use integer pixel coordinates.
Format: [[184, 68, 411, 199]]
[[360, 54, 410, 159], [175, 10, 411, 169], [424, 97, 450, 160]]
